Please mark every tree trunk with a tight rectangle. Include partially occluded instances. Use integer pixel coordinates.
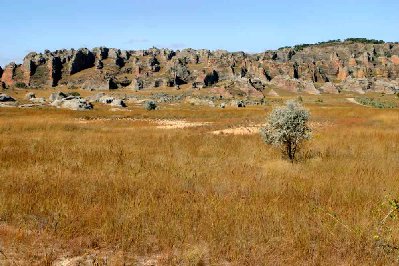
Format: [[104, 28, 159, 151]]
[[286, 141, 294, 163]]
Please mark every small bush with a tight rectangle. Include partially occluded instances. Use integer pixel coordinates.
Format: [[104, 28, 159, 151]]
[[15, 82, 27, 88], [144, 101, 157, 111], [260, 100, 311, 162]]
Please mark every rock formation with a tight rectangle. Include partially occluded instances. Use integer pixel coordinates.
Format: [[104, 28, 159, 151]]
[[1, 40, 399, 96]]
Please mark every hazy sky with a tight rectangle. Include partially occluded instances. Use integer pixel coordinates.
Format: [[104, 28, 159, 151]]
[[0, 0, 398, 67]]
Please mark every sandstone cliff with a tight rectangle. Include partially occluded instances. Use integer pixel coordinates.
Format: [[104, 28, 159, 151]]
[[1, 40, 399, 97]]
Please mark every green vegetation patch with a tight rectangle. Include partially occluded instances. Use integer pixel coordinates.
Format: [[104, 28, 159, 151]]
[[14, 82, 27, 88], [278, 38, 385, 51], [356, 97, 397, 108]]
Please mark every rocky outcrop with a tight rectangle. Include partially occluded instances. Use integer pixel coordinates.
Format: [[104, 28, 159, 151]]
[[25, 92, 36, 100], [193, 70, 219, 88], [170, 60, 190, 84], [69, 48, 95, 75], [81, 78, 117, 90], [0, 94, 16, 102], [49, 92, 68, 101], [319, 82, 339, 94], [371, 79, 399, 94], [2, 41, 399, 95], [339, 78, 370, 94], [1, 63, 18, 86], [50, 95, 93, 110], [90, 93, 127, 107], [0, 93, 18, 107]]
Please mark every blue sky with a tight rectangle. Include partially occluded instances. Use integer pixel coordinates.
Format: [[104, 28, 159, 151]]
[[0, 0, 398, 67]]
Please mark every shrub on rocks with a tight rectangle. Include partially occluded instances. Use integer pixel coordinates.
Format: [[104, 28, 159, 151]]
[[144, 101, 157, 110]]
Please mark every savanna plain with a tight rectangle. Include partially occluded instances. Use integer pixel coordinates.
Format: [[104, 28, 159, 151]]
[[0, 92, 398, 265]]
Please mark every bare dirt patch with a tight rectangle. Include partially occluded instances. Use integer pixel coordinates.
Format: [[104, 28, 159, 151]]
[[76, 117, 211, 129], [211, 126, 260, 135], [211, 121, 334, 136], [155, 119, 211, 129]]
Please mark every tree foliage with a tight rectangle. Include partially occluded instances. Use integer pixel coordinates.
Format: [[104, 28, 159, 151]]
[[278, 38, 385, 51], [260, 100, 311, 162]]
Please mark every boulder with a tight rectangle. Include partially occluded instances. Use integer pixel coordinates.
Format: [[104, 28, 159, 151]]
[[25, 92, 36, 100], [95, 95, 127, 107], [110, 99, 127, 108], [51, 97, 93, 110], [98, 95, 114, 104], [30, 97, 46, 104], [0, 94, 16, 102], [49, 92, 67, 101]]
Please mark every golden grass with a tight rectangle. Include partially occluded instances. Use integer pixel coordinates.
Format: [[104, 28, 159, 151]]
[[0, 97, 398, 265]]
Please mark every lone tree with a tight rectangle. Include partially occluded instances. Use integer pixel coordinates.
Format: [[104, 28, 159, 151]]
[[260, 100, 311, 162]]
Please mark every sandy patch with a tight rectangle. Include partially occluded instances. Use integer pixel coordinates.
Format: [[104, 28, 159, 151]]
[[76, 117, 211, 129], [155, 119, 211, 129], [309, 121, 334, 131], [211, 120, 334, 136], [76, 117, 137, 123], [211, 125, 261, 135]]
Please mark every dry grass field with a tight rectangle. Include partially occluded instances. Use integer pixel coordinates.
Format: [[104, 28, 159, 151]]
[[0, 92, 398, 265]]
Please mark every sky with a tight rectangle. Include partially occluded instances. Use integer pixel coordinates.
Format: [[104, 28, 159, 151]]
[[0, 0, 398, 67]]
